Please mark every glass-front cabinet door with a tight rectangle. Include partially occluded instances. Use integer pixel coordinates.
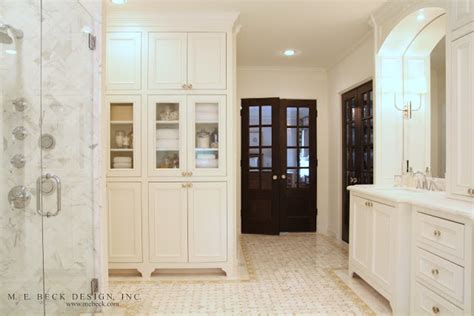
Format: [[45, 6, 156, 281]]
[[107, 95, 141, 177], [188, 95, 226, 176], [148, 95, 187, 176]]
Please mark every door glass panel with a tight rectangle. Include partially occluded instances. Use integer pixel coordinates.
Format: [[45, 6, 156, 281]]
[[156, 102, 180, 169], [195, 102, 219, 169], [261, 106, 272, 125], [287, 128, 297, 147], [299, 169, 310, 188], [249, 106, 259, 125], [299, 148, 310, 168], [287, 107, 297, 125], [299, 128, 309, 147], [261, 127, 272, 146], [299, 107, 309, 125], [249, 127, 260, 147], [287, 149, 298, 167], [249, 148, 259, 168], [261, 148, 272, 168], [110, 103, 134, 169], [286, 169, 298, 188]]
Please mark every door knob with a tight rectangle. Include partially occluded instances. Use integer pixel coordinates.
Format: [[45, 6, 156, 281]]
[[272, 175, 278, 180], [281, 174, 286, 179]]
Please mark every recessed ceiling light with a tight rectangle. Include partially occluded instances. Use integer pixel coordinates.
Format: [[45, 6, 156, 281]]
[[283, 49, 297, 57], [5, 49, 17, 55], [111, 0, 127, 4]]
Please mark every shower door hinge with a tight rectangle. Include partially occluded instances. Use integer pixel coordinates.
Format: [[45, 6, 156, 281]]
[[90, 278, 99, 294], [88, 34, 96, 50]]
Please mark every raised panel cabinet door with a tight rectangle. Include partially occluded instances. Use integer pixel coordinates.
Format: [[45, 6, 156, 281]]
[[148, 33, 187, 90], [188, 182, 227, 262], [148, 183, 188, 263], [107, 182, 142, 263], [148, 95, 187, 177], [187, 33, 226, 90], [371, 202, 394, 290], [450, 0, 474, 33], [350, 196, 371, 270], [187, 95, 227, 176], [450, 34, 474, 196], [106, 32, 141, 90]]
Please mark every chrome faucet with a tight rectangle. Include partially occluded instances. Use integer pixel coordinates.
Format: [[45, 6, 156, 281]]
[[413, 171, 428, 190]]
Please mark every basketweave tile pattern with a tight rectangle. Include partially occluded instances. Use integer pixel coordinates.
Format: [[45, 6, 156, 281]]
[[109, 234, 380, 315]]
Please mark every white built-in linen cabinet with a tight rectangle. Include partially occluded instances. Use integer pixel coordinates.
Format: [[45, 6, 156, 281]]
[[149, 182, 227, 263], [148, 32, 226, 90], [106, 14, 236, 277], [148, 95, 226, 177]]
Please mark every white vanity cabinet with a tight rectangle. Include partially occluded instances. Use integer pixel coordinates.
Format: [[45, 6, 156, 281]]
[[148, 32, 226, 90], [411, 206, 473, 315], [106, 32, 141, 90], [448, 31, 474, 199], [149, 182, 227, 264], [348, 189, 412, 314]]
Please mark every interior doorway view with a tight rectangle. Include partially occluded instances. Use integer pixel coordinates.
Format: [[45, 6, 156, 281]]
[[241, 98, 317, 235], [341, 81, 374, 242]]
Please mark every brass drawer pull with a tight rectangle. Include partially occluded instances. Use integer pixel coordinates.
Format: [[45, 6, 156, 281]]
[[433, 230, 441, 237], [432, 306, 440, 314], [431, 268, 439, 276]]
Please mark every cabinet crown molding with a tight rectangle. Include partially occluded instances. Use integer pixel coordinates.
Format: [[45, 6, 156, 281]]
[[107, 12, 240, 29]]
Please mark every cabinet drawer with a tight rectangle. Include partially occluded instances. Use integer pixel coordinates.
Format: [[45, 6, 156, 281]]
[[415, 211, 465, 260], [415, 248, 464, 304], [413, 283, 463, 315]]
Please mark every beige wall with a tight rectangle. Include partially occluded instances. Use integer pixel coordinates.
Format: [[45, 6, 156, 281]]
[[236, 67, 330, 234], [327, 33, 375, 239]]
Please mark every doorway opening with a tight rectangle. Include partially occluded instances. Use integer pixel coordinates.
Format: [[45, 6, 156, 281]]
[[341, 81, 373, 242], [241, 98, 317, 235]]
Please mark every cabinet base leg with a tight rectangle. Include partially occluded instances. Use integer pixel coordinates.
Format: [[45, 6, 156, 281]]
[[138, 267, 154, 279]]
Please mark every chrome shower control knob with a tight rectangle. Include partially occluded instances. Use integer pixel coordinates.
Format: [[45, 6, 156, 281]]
[[12, 126, 27, 140], [10, 154, 26, 168], [12, 97, 27, 112], [39, 134, 55, 150], [8, 186, 32, 209]]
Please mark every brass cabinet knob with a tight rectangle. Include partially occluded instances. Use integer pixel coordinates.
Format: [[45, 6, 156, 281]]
[[431, 268, 439, 276], [189, 171, 193, 176], [432, 306, 440, 314], [182, 83, 187, 89], [182, 183, 187, 188], [468, 188, 474, 195], [433, 230, 441, 237], [188, 83, 193, 89], [188, 182, 192, 188], [182, 171, 187, 177]]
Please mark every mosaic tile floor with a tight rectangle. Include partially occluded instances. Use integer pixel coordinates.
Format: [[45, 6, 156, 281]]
[[107, 234, 391, 315]]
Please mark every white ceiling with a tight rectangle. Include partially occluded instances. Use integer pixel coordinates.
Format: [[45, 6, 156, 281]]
[[107, 0, 387, 68]]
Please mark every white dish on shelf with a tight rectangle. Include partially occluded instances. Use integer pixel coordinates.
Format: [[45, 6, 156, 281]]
[[156, 139, 179, 149], [156, 128, 179, 139]]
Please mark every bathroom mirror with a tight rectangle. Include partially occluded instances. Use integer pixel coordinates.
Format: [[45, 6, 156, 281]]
[[402, 14, 446, 178]]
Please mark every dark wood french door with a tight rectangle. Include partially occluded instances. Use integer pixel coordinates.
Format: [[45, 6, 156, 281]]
[[341, 81, 373, 243], [241, 98, 317, 235]]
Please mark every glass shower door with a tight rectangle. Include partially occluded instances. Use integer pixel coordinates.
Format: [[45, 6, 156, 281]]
[[0, 0, 99, 315], [40, 1, 98, 315]]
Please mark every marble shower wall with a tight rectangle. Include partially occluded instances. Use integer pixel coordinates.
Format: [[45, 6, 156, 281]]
[[0, 0, 102, 315]]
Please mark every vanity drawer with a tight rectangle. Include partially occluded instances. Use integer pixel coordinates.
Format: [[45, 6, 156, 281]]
[[415, 248, 464, 304], [413, 282, 464, 315], [414, 211, 465, 261]]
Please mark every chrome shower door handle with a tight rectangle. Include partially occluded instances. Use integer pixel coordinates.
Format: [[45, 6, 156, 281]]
[[36, 173, 62, 217]]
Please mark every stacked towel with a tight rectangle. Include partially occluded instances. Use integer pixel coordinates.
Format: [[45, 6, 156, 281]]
[[196, 153, 218, 168], [113, 157, 132, 169], [156, 128, 179, 149]]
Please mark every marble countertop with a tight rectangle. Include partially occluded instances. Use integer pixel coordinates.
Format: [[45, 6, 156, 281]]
[[348, 185, 474, 220]]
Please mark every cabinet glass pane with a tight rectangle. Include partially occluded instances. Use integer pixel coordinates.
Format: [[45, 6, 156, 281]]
[[249, 106, 259, 125], [110, 103, 134, 169], [249, 148, 259, 168], [299, 169, 310, 188], [261, 148, 272, 168], [299, 128, 309, 147], [299, 107, 309, 125], [287, 149, 297, 167], [261, 106, 272, 125], [286, 169, 298, 188], [156, 102, 180, 169], [249, 127, 259, 147], [195, 102, 219, 169], [299, 148, 310, 168]]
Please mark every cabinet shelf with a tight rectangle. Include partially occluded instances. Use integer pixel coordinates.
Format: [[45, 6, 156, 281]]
[[156, 120, 179, 124], [111, 121, 133, 124], [196, 148, 218, 151], [196, 121, 218, 124], [156, 148, 179, 151], [111, 148, 133, 152]]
